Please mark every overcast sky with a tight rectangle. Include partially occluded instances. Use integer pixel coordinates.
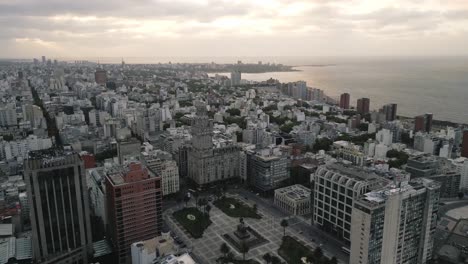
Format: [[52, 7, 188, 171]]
[[1, 0, 468, 58]]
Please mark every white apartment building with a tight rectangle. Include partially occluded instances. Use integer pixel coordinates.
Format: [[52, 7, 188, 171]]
[[0, 135, 53, 160], [312, 163, 390, 243], [350, 178, 440, 264]]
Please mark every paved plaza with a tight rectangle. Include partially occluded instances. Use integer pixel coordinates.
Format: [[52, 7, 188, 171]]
[[165, 193, 339, 264]]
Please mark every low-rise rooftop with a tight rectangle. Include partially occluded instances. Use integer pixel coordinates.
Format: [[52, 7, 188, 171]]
[[275, 184, 311, 201]]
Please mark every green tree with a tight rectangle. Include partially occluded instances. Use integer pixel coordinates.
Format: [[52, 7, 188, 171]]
[[313, 138, 333, 152], [2, 134, 13, 141], [280, 122, 297, 133], [263, 104, 278, 112], [270, 256, 282, 264], [199, 198, 208, 212], [358, 123, 369, 132], [220, 242, 230, 259], [313, 247, 323, 260], [283, 105, 293, 111], [194, 193, 199, 208], [226, 108, 241, 116], [183, 195, 190, 207], [280, 219, 288, 237], [263, 253, 272, 264], [240, 242, 250, 260], [205, 204, 212, 216], [174, 112, 185, 119]]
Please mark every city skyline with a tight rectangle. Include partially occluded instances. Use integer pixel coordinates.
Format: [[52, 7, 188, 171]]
[[1, 0, 468, 58]]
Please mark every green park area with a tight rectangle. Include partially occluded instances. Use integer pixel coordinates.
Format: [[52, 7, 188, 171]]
[[278, 236, 338, 264], [172, 207, 212, 239], [214, 197, 262, 219]]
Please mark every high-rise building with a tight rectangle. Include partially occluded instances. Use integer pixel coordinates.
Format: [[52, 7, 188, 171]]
[[381, 103, 398, 121], [0, 103, 18, 127], [311, 163, 390, 243], [142, 150, 180, 196], [247, 148, 290, 192], [94, 68, 107, 85], [187, 101, 240, 185], [117, 138, 141, 164], [289, 81, 307, 100], [356, 98, 370, 114], [306, 87, 324, 102], [25, 148, 92, 263], [339, 93, 350, 109], [230, 71, 241, 86], [41, 56, 46, 64], [105, 161, 163, 264], [414, 113, 433, 133], [350, 178, 440, 264], [406, 155, 461, 198], [461, 130, 468, 158]]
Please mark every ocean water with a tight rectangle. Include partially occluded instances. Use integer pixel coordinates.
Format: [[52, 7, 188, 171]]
[[62, 56, 468, 124], [216, 57, 468, 124]]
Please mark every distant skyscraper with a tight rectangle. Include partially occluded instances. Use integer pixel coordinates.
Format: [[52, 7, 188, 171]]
[[106, 162, 163, 264], [414, 113, 433, 133], [461, 130, 468, 158], [339, 93, 350, 109], [414, 115, 425, 133], [289, 81, 307, 100], [230, 70, 241, 86], [94, 68, 107, 85], [382, 103, 397, 121], [350, 178, 440, 264], [41, 55, 46, 64], [356, 97, 370, 114], [25, 149, 92, 263]]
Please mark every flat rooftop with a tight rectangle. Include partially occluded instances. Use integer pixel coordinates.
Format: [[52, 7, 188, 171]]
[[325, 162, 383, 182], [275, 184, 311, 201], [27, 148, 75, 160]]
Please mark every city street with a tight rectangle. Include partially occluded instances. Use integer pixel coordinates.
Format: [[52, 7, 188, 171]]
[[231, 188, 350, 263], [163, 190, 349, 264]]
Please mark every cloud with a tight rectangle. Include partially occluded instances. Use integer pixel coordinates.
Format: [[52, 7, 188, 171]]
[[0, 0, 467, 57]]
